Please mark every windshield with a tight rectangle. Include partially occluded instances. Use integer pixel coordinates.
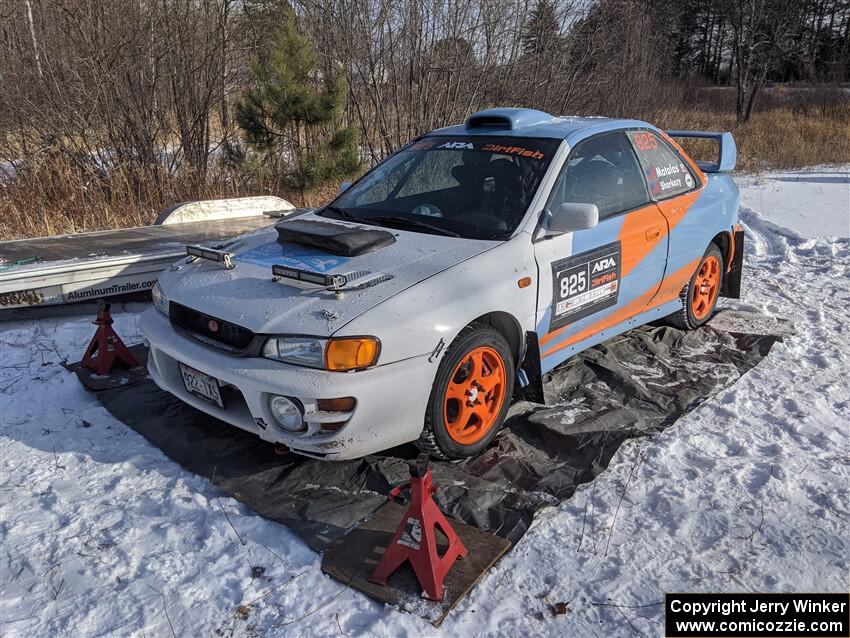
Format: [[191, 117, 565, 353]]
[[319, 136, 561, 240]]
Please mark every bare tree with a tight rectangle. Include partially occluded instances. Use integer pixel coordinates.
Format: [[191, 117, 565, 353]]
[[724, 0, 803, 123]]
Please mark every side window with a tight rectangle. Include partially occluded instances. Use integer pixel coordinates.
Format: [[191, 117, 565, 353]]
[[549, 132, 650, 219], [627, 130, 698, 199]]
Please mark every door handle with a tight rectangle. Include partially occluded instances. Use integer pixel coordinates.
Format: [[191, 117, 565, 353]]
[[645, 226, 663, 242]]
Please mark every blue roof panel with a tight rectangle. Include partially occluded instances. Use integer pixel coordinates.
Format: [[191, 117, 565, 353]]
[[426, 108, 655, 142]]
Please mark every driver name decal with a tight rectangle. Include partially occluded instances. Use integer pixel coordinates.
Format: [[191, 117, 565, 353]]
[[646, 162, 689, 195], [549, 241, 622, 331]]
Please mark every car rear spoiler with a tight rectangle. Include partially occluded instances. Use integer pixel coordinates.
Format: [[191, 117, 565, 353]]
[[666, 131, 736, 173]]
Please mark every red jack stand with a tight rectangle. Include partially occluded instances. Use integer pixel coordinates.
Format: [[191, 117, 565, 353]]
[[82, 300, 139, 375], [369, 454, 467, 601]]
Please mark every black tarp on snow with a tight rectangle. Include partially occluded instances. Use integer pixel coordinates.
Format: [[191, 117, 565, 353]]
[[97, 316, 781, 552]]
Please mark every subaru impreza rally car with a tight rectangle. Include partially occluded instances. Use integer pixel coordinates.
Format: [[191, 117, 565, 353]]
[[142, 108, 742, 460]]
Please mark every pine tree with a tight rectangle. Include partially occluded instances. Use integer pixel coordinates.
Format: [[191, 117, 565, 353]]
[[521, 0, 562, 55], [236, 11, 362, 193]]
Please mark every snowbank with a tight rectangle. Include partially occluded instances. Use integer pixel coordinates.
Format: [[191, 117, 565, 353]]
[[738, 166, 849, 238]]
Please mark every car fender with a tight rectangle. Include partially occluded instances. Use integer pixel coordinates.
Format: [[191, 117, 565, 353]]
[[335, 235, 537, 367]]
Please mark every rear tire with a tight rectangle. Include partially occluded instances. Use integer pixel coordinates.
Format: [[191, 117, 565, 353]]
[[667, 243, 724, 329], [416, 323, 514, 460]]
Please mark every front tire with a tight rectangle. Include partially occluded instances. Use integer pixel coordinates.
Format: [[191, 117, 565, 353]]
[[417, 323, 514, 460], [667, 243, 724, 329]]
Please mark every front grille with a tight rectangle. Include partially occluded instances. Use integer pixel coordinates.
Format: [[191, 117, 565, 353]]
[[170, 302, 255, 352]]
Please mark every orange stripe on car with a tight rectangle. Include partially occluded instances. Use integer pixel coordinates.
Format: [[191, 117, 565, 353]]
[[654, 189, 701, 233], [615, 129, 708, 277], [541, 257, 701, 358], [616, 130, 706, 278], [617, 204, 668, 277], [618, 186, 703, 278], [617, 191, 701, 280], [541, 159, 705, 350]]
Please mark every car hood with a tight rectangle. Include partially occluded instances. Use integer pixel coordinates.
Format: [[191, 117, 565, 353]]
[[160, 213, 498, 336]]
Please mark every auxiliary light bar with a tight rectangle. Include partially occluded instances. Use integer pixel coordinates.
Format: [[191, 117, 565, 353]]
[[272, 264, 347, 289], [186, 245, 234, 269]]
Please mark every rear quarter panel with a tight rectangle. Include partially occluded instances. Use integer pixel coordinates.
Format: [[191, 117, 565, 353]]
[[664, 172, 740, 271]]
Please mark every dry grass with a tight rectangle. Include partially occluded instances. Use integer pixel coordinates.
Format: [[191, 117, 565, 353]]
[[649, 103, 850, 173], [2, 93, 848, 241], [0, 160, 335, 241]]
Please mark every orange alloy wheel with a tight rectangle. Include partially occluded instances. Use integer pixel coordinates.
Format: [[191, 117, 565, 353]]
[[443, 346, 507, 445], [691, 255, 721, 320]]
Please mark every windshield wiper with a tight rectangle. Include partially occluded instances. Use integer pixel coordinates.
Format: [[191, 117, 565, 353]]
[[321, 204, 358, 221], [364, 215, 460, 238]]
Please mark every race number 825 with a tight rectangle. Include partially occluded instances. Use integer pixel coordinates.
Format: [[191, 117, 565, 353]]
[[560, 269, 587, 299]]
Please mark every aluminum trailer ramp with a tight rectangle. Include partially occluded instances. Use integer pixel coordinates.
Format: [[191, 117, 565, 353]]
[[0, 216, 276, 309]]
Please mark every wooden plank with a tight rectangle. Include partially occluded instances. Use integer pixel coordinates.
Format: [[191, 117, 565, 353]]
[[321, 501, 511, 627]]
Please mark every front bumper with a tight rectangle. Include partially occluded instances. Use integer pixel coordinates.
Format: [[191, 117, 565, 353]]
[[140, 308, 435, 460]]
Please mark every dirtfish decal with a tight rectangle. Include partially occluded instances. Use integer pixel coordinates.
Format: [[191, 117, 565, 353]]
[[482, 143, 545, 159]]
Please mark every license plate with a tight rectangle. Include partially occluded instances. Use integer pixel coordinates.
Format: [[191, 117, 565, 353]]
[[179, 362, 224, 409]]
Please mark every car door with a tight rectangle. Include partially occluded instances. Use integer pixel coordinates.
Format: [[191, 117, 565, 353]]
[[533, 130, 670, 370], [625, 129, 705, 273]]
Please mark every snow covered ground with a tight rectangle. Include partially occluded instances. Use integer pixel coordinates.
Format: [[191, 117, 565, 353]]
[[1, 167, 848, 637], [737, 167, 849, 238]]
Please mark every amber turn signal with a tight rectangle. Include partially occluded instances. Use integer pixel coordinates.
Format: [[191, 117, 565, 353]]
[[316, 397, 357, 412], [517, 276, 532, 288], [326, 337, 380, 371]]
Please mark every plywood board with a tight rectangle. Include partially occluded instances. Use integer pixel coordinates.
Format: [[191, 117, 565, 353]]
[[321, 501, 510, 626]]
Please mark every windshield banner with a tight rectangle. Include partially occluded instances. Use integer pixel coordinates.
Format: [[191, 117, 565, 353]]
[[407, 136, 556, 160]]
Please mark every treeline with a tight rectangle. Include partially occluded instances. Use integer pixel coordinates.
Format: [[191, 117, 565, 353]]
[[0, 0, 848, 237]]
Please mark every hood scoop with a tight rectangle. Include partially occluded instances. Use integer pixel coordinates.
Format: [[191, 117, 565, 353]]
[[275, 218, 396, 257]]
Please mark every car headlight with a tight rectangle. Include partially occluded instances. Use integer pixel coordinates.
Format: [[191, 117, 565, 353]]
[[262, 336, 380, 371], [151, 281, 169, 316], [262, 337, 327, 368]]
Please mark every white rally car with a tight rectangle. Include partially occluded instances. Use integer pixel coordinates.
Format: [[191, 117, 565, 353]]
[[142, 108, 742, 460]]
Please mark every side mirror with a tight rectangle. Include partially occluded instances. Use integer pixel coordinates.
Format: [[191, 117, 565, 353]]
[[547, 202, 599, 235], [339, 181, 352, 194]]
